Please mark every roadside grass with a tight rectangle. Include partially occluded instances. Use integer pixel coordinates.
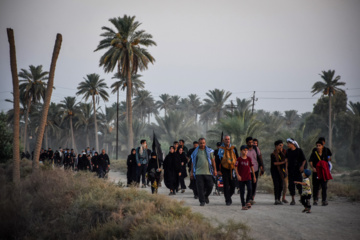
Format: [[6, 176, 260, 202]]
[[110, 158, 126, 172], [328, 170, 360, 201], [0, 160, 251, 240]]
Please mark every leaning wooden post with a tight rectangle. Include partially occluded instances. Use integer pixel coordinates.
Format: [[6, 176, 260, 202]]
[[32, 34, 62, 171], [7, 28, 21, 184]]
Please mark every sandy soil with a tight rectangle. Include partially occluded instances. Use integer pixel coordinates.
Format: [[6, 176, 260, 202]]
[[108, 171, 360, 240]]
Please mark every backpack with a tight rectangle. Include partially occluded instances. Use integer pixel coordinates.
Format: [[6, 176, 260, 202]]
[[219, 146, 237, 170]]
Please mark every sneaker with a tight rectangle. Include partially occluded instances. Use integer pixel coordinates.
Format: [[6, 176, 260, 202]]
[[275, 200, 283, 205], [306, 209, 311, 213], [200, 202, 205, 206], [249, 200, 256, 205], [226, 202, 231, 206], [181, 189, 185, 193], [313, 201, 318, 206], [302, 208, 307, 213], [282, 199, 289, 204], [290, 200, 296, 205], [205, 197, 209, 204], [322, 201, 328, 206]]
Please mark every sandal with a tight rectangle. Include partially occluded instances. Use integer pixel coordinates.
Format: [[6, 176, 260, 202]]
[[246, 203, 252, 208], [242, 206, 248, 210]]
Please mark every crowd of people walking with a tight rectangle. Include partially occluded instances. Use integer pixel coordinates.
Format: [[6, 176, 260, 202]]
[[32, 147, 111, 178], [127, 135, 333, 212]]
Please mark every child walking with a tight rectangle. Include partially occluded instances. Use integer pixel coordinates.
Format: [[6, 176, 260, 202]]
[[235, 145, 257, 210], [295, 169, 312, 213]]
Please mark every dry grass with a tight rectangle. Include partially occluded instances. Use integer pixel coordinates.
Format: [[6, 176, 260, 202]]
[[256, 173, 274, 194], [328, 170, 360, 201], [0, 160, 251, 240], [110, 158, 126, 172]]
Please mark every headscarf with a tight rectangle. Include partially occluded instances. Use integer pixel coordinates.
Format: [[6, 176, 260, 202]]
[[287, 138, 300, 148]]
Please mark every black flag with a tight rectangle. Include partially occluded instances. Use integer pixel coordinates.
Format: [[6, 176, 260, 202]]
[[152, 131, 163, 163]]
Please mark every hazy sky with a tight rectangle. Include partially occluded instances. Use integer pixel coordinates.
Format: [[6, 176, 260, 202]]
[[1, 0, 359, 116]]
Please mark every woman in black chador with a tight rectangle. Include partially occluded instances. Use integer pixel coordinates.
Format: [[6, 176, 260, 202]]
[[147, 152, 162, 194], [163, 146, 181, 195], [126, 148, 137, 186]]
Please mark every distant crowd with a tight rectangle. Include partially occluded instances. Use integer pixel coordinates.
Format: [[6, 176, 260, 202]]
[[25, 147, 111, 178], [127, 136, 332, 212]]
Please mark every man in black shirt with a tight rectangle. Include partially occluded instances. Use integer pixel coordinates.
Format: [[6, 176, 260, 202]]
[[285, 138, 307, 205], [309, 140, 330, 206]]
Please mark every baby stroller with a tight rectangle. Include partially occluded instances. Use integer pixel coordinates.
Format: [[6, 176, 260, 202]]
[[213, 175, 224, 196]]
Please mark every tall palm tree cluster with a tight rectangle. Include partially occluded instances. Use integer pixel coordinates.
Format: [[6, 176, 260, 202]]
[[5, 67, 359, 169], [4, 17, 359, 170]]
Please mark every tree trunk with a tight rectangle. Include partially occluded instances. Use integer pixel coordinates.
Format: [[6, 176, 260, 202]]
[[86, 131, 90, 149], [69, 116, 77, 151], [116, 88, 119, 160], [328, 93, 332, 150], [127, 70, 133, 151], [7, 28, 21, 184], [33, 34, 62, 171], [92, 94, 99, 151], [23, 100, 31, 152], [44, 125, 48, 149]]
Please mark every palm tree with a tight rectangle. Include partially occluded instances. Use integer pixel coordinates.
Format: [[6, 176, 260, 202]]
[[284, 110, 300, 128], [202, 89, 232, 123], [59, 96, 79, 151], [207, 111, 263, 148], [95, 15, 156, 151], [170, 95, 181, 110], [76, 73, 109, 151], [19, 65, 49, 151], [312, 70, 345, 149], [32, 34, 62, 171], [98, 106, 116, 154], [111, 73, 144, 159], [153, 111, 197, 143], [133, 90, 155, 122], [75, 103, 94, 148], [188, 94, 202, 122], [7, 28, 21, 183], [233, 98, 252, 114], [156, 93, 172, 117], [31, 102, 61, 149], [111, 73, 144, 96]]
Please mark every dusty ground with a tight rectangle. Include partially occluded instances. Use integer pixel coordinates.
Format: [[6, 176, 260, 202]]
[[108, 171, 360, 240]]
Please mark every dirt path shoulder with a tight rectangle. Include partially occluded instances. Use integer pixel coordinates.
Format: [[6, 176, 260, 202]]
[[108, 171, 360, 240]]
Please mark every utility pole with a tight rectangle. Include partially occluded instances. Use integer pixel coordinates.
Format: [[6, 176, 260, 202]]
[[251, 91, 258, 114], [116, 89, 119, 160]]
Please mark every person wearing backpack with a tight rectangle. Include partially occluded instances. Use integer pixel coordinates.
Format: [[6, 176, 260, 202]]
[[217, 135, 239, 206], [246, 137, 264, 204]]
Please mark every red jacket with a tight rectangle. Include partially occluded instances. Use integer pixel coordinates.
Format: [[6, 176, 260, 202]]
[[316, 160, 333, 181]]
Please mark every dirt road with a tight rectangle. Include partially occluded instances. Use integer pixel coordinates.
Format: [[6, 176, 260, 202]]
[[108, 171, 360, 240]]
